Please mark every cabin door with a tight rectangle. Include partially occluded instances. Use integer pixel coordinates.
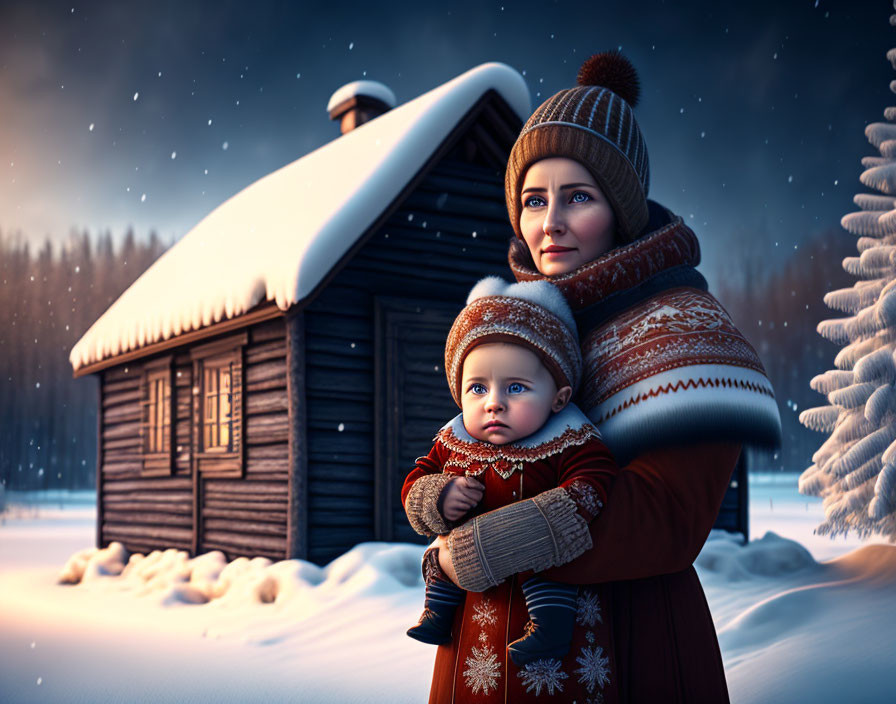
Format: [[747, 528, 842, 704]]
[[374, 297, 458, 543]]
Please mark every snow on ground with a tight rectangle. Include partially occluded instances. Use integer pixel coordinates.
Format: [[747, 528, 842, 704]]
[[1, 478, 894, 703]]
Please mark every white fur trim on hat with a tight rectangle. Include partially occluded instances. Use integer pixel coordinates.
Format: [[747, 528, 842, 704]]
[[466, 276, 577, 338]]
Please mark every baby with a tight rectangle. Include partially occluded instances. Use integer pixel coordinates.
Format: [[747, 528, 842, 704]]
[[402, 276, 618, 666]]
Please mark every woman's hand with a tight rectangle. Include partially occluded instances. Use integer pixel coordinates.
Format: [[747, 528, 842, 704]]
[[440, 476, 484, 521], [430, 534, 460, 586]]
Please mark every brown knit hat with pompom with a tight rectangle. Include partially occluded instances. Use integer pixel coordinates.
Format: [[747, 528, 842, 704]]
[[445, 277, 581, 408], [505, 51, 650, 244]]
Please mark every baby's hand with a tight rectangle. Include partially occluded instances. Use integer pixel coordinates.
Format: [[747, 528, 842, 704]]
[[440, 476, 485, 521]]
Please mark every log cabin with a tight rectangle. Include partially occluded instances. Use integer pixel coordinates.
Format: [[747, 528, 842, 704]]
[[70, 63, 748, 567]]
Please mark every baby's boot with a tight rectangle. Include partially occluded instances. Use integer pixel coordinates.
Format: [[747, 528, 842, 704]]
[[507, 577, 577, 666], [407, 548, 465, 645]]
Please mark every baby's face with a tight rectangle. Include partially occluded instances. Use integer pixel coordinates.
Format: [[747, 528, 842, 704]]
[[460, 343, 569, 445]]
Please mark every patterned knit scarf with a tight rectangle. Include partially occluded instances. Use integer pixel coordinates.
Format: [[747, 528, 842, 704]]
[[509, 202, 781, 462]]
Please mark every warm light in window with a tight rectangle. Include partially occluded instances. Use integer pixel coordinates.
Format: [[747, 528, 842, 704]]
[[203, 362, 233, 452], [145, 370, 170, 454]]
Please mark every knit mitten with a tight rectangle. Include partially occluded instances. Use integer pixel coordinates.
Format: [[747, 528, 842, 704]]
[[507, 576, 578, 666], [407, 548, 465, 645]]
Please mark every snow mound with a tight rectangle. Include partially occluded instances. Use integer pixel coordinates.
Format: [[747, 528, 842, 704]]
[[319, 542, 423, 595], [58, 541, 128, 584], [718, 543, 896, 657], [58, 541, 425, 606], [827, 542, 896, 585], [696, 531, 816, 582]]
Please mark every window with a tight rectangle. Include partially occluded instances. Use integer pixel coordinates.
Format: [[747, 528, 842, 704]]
[[203, 358, 234, 452], [191, 332, 247, 477], [140, 356, 174, 476]]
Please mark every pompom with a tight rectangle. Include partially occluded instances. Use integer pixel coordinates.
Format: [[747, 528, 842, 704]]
[[466, 277, 577, 336], [466, 276, 507, 304], [577, 50, 641, 108]]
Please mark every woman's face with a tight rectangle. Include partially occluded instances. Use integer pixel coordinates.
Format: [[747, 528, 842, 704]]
[[519, 157, 617, 276]]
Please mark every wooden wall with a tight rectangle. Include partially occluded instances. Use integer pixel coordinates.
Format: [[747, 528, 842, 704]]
[[304, 156, 514, 565], [198, 318, 289, 561], [98, 317, 291, 561], [715, 452, 749, 539], [99, 359, 192, 555]]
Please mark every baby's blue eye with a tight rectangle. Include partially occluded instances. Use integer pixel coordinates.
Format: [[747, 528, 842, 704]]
[[571, 191, 592, 203], [470, 383, 487, 395], [507, 383, 526, 394], [524, 195, 546, 208]]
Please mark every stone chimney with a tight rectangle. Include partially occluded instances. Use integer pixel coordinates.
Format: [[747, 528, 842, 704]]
[[327, 80, 396, 134]]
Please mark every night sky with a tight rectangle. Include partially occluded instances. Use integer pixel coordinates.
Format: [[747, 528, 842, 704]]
[[1, 0, 894, 286]]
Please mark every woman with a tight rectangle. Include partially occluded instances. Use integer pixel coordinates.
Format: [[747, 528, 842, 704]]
[[409, 52, 781, 702]]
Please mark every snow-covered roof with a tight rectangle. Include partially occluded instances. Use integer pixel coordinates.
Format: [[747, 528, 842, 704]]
[[70, 63, 530, 372], [327, 80, 397, 113]]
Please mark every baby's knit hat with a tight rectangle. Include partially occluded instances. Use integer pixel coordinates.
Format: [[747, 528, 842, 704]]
[[445, 276, 581, 407], [505, 51, 650, 244]]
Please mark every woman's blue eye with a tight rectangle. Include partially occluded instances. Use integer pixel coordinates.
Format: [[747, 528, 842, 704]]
[[571, 191, 592, 203], [507, 383, 526, 394], [470, 383, 487, 395], [524, 195, 546, 208]]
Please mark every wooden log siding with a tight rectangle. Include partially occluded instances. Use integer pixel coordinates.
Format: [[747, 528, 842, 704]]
[[99, 362, 195, 553], [304, 157, 514, 565], [715, 451, 749, 539], [285, 312, 309, 560], [97, 319, 290, 561], [196, 317, 290, 562], [174, 358, 193, 476]]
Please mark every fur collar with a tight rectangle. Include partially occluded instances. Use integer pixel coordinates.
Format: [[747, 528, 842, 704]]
[[508, 203, 702, 312], [435, 405, 600, 478]]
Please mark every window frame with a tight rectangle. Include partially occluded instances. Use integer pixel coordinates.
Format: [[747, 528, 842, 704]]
[[190, 332, 247, 478], [139, 355, 174, 477]]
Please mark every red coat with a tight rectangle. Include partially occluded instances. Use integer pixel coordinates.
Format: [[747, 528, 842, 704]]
[[491, 204, 771, 702], [410, 205, 768, 701], [402, 409, 621, 703], [541, 440, 740, 703], [406, 430, 739, 703]]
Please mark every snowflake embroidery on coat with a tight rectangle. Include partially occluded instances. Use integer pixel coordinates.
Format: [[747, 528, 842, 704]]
[[576, 590, 602, 627], [472, 598, 498, 626], [463, 644, 501, 695], [585, 631, 596, 644], [517, 658, 568, 696], [575, 644, 611, 693]]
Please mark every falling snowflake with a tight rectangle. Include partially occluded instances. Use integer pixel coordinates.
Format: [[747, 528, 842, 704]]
[[463, 645, 501, 695], [576, 590, 602, 627], [518, 658, 568, 696], [575, 644, 611, 693], [472, 599, 498, 626]]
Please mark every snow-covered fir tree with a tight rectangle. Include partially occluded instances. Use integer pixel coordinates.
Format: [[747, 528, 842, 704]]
[[799, 11, 896, 541]]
